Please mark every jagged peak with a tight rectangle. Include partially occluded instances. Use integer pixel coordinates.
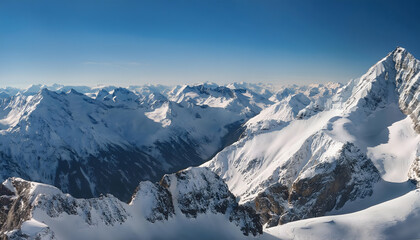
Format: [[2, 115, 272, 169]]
[[95, 89, 110, 99], [24, 84, 46, 93], [109, 88, 138, 102], [67, 88, 84, 95], [3, 177, 63, 199], [365, 47, 412, 72], [393, 46, 407, 55], [337, 47, 420, 114], [111, 87, 133, 95], [380, 46, 419, 71], [37, 87, 56, 97], [191, 81, 219, 88]]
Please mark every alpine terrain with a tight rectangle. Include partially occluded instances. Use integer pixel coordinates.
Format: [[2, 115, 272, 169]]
[[1, 47, 420, 239]]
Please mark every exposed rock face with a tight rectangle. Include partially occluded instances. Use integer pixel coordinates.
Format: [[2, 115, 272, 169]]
[[130, 181, 174, 223], [159, 168, 262, 236], [160, 168, 237, 217], [408, 157, 420, 187], [0, 167, 262, 239], [287, 143, 380, 221], [254, 183, 289, 227], [0, 180, 33, 236], [393, 48, 420, 132], [253, 143, 380, 226], [0, 178, 129, 240]]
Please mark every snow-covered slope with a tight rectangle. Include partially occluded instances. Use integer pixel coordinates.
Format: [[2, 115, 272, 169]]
[[204, 47, 420, 227], [0, 167, 261, 240], [264, 189, 420, 240], [0, 83, 272, 201]]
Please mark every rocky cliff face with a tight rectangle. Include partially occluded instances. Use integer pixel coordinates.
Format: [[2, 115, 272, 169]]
[[394, 48, 420, 132], [287, 143, 380, 222], [0, 167, 262, 239], [408, 157, 420, 186], [254, 143, 380, 226], [158, 168, 262, 236]]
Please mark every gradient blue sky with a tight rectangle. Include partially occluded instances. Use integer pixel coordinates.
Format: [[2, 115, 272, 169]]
[[1, 0, 420, 87]]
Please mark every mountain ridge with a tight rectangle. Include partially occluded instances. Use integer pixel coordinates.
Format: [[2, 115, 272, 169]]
[[0, 167, 262, 240], [204, 47, 420, 226]]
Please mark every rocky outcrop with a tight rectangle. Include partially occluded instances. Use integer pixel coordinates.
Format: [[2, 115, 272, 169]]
[[288, 143, 380, 219], [129, 181, 174, 223], [0, 178, 128, 239], [254, 183, 289, 227], [159, 167, 262, 236], [0, 180, 32, 236], [408, 157, 420, 187], [393, 48, 420, 132], [253, 143, 381, 227]]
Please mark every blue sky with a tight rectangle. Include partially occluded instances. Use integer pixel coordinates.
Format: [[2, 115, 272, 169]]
[[1, 0, 420, 87]]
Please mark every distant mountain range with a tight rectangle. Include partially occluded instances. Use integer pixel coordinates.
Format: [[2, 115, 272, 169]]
[[0, 81, 273, 201]]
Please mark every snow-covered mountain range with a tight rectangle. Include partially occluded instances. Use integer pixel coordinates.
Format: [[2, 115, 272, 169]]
[[0, 82, 272, 201], [1, 47, 420, 239]]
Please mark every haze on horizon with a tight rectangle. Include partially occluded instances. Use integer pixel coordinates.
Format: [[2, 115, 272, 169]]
[[1, 0, 420, 88]]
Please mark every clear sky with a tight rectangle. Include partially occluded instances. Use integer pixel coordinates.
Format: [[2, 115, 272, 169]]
[[1, 0, 420, 87]]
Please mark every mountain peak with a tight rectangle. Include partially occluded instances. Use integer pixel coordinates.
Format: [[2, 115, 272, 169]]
[[38, 87, 53, 96], [68, 88, 84, 95], [394, 46, 406, 53], [390, 46, 411, 62], [339, 47, 419, 112]]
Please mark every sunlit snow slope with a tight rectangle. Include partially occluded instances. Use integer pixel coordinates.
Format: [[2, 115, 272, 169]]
[[205, 47, 420, 226], [264, 189, 420, 240]]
